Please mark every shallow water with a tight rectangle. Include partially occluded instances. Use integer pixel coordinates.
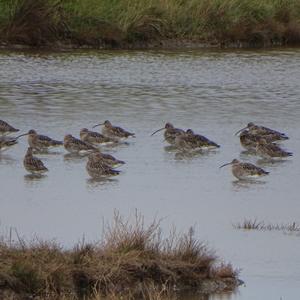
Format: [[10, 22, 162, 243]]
[[0, 48, 300, 299]]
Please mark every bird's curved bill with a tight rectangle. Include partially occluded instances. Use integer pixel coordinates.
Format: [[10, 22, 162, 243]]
[[151, 128, 164, 136], [92, 123, 104, 128], [219, 162, 232, 169], [234, 127, 248, 136], [15, 132, 29, 139]]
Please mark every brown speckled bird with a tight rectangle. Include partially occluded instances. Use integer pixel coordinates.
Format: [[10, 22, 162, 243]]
[[23, 147, 48, 174], [64, 134, 97, 154], [256, 139, 292, 159], [93, 120, 135, 139], [184, 129, 220, 149], [86, 152, 120, 178], [90, 150, 125, 167], [239, 130, 274, 151], [235, 122, 288, 141], [21, 129, 63, 151], [151, 122, 184, 145], [0, 137, 18, 152], [80, 128, 117, 145], [0, 120, 19, 136], [220, 159, 269, 180]]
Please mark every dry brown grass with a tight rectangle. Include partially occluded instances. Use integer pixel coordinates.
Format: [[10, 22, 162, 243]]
[[1, 0, 68, 46], [233, 219, 300, 232], [0, 212, 239, 300], [1, 0, 300, 47]]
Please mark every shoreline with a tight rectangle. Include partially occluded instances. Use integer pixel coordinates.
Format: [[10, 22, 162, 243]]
[[0, 213, 241, 299], [1, 39, 300, 52]]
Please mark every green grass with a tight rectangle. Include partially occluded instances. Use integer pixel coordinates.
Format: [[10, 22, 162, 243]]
[[0, 212, 239, 300], [0, 0, 300, 47]]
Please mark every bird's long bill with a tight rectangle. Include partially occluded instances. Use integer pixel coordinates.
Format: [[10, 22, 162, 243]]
[[15, 133, 29, 139], [151, 128, 164, 136], [234, 126, 247, 136], [219, 162, 232, 169], [92, 123, 104, 129]]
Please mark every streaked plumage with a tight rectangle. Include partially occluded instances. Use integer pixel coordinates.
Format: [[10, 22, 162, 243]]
[[0, 137, 18, 151], [23, 147, 48, 174], [93, 120, 135, 139], [26, 129, 63, 151], [239, 131, 274, 151], [185, 129, 220, 149], [256, 139, 292, 159], [236, 122, 288, 141], [86, 152, 120, 178], [0, 120, 19, 136], [151, 123, 184, 145], [91, 150, 125, 167], [174, 132, 199, 151], [220, 159, 269, 180], [64, 134, 97, 154], [80, 128, 116, 145]]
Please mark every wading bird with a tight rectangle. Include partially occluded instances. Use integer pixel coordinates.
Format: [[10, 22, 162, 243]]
[[86, 152, 120, 178], [256, 139, 292, 159], [64, 134, 97, 154], [80, 128, 116, 145], [235, 122, 288, 141], [23, 147, 48, 175], [220, 159, 269, 180], [0, 120, 19, 136], [93, 120, 135, 139], [151, 123, 184, 145]]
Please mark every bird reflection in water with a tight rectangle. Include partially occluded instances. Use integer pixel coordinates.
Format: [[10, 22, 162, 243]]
[[232, 179, 267, 190], [86, 177, 119, 189]]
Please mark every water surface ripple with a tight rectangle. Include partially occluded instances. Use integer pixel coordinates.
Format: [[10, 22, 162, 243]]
[[0, 49, 300, 299]]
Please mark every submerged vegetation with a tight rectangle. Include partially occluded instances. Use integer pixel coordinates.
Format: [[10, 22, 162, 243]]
[[0, 0, 300, 48], [233, 219, 300, 232], [0, 213, 239, 300]]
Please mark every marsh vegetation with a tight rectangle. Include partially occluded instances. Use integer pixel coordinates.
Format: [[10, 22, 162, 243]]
[[0, 0, 300, 48], [0, 213, 239, 300], [233, 219, 300, 232]]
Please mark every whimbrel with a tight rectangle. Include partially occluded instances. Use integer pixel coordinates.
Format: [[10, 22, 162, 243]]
[[90, 150, 125, 167], [0, 120, 19, 136], [256, 139, 292, 159], [239, 131, 274, 151], [19, 129, 63, 151], [80, 128, 116, 145], [93, 120, 135, 139], [220, 159, 269, 180], [0, 137, 18, 152], [235, 122, 288, 141], [185, 129, 220, 149], [64, 134, 97, 154], [86, 152, 120, 178], [23, 147, 48, 175], [151, 123, 184, 145]]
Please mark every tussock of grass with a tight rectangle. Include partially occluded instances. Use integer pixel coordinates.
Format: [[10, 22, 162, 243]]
[[0, 0, 300, 47], [233, 219, 300, 232], [0, 212, 239, 300]]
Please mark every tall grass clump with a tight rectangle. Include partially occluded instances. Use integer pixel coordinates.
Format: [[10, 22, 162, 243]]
[[0, 0, 68, 46], [0, 212, 239, 299], [0, 0, 300, 47]]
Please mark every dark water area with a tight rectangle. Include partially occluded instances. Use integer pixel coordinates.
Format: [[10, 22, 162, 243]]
[[0, 48, 300, 299]]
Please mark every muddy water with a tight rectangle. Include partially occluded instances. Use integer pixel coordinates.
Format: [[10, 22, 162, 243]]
[[0, 48, 300, 299]]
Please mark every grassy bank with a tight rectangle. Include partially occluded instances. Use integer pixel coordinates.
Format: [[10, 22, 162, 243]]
[[0, 0, 300, 48], [0, 213, 239, 300]]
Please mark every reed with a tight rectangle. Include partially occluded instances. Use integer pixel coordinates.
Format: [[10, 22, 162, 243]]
[[233, 219, 300, 232], [0, 0, 300, 47], [0, 212, 239, 299]]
